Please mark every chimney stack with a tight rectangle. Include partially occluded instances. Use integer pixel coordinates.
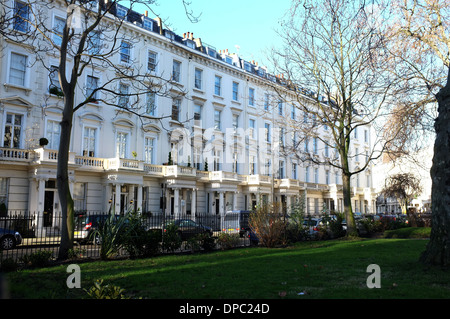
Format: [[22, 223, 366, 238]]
[[155, 17, 163, 35]]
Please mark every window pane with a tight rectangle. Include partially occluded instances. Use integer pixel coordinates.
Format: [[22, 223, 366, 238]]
[[53, 17, 66, 47], [13, 1, 29, 32], [9, 53, 27, 86], [120, 41, 131, 63]]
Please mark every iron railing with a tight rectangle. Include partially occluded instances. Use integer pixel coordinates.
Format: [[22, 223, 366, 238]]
[[0, 211, 253, 265]]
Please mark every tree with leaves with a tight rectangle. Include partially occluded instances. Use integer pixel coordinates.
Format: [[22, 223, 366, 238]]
[[0, 0, 197, 259]]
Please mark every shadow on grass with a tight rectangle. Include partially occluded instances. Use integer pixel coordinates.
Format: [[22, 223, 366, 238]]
[[6, 238, 450, 299]]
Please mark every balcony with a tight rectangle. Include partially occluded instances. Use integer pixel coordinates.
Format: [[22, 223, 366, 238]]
[[246, 174, 273, 185], [0, 147, 33, 163], [164, 165, 196, 178], [276, 178, 301, 189]]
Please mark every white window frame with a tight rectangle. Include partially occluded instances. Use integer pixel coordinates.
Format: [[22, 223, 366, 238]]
[[232, 82, 239, 101], [88, 31, 102, 55], [45, 118, 61, 150], [193, 103, 202, 126], [86, 74, 100, 101], [146, 92, 157, 116], [214, 75, 222, 96], [144, 135, 157, 164], [2, 110, 26, 149], [115, 131, 129, 158], [13, 0, 30, 33], [172, 60, 181, 83], [48, 65, 61, 92], [264, 123, 271, 142], [118, 83, 130, 108], [119, 40, 132, 64], [249, 118, 256, 139], [52, 14, 66, 47], [147, 50, 158, 73], [194, 68, 203, 90], [82, 126, 98, 157], [248, 88, 255, 106], [7, 51, 29, 87], [214, 110, 221, 130], [172, 98, 181, 121]]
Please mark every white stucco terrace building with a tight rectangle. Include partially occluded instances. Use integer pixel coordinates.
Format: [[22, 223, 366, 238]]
[[0, 0, 377, 233]]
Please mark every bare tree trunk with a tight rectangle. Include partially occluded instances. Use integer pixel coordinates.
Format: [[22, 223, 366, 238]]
[[420, 77, 450, 266], [57, 94, 75, 260], [342, 172, 357, 236]]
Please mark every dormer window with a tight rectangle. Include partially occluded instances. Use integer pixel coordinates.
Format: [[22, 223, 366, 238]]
[[142, 17, 153, 31], [116, 5, 127, 19], [185, 40, 196, 49], [244, 61, 252, 72], [165, 30, 175, 40], [207, 47, 216, 58]]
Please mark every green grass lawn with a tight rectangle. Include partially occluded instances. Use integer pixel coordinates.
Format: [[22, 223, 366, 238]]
[[5, 237, 450, 299]]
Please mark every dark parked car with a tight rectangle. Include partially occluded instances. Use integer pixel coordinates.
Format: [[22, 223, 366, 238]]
[[248, 230, 259, 246], [162, 219, 213, 240], [74, 213, 116, 244], [0, 227, 22, 250]]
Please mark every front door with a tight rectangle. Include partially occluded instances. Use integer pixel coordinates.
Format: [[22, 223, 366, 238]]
[[44, 190, 54, 227]]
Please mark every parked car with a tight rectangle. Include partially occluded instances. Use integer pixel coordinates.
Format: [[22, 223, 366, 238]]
[[222, 210, 252, 237], [0, 227, 22, 250], [248, 230, 259, 246], [74, 213, 116, 244], [302, 218, 323, 236], [161, 219, 213, 240]]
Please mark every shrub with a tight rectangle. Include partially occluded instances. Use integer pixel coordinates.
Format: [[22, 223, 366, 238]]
[[91, 213, 130, 260], [384, 227, 431, 239], [358, 217, 383, 235], [285, 223, 308, 243], [184, 233, 216, 253], [122, 213, 161, 258], [0, 257, 19, 272], [21, 250, 53, 268], [161, 223, 182, 253], [328, 213, 346, 238], [249, 202, 287, 248], [216, 233, 240, 250], [85, 279, 130, 299]]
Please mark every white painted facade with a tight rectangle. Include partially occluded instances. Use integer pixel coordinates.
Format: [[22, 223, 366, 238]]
[[0, 0, 377, 232]]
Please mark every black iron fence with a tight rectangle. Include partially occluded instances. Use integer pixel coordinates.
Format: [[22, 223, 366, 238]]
[[0, 211, 253, 266]]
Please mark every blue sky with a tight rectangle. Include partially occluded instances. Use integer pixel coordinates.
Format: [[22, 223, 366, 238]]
[[140, 0, 292, 71]]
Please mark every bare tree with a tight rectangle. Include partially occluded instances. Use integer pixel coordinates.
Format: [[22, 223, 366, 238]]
[[388, 0, 450, 266], [0, 0, 197, 259], [270, 0, 403, 235], [381, 173, 423, 225]]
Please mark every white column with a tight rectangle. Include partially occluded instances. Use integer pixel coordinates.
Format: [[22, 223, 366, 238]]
[[115, 184, 121, 214], [219, 191, 225, 217], [174, 188, 180, 218], [36, 179, 45, 237], [233, 191, 238, 210], [286, 195, 291, 215], [191, 188, 197, 220], [129, 185, 135, 212], [137, 185, 143, 213], [104, 184, 112, 213]]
